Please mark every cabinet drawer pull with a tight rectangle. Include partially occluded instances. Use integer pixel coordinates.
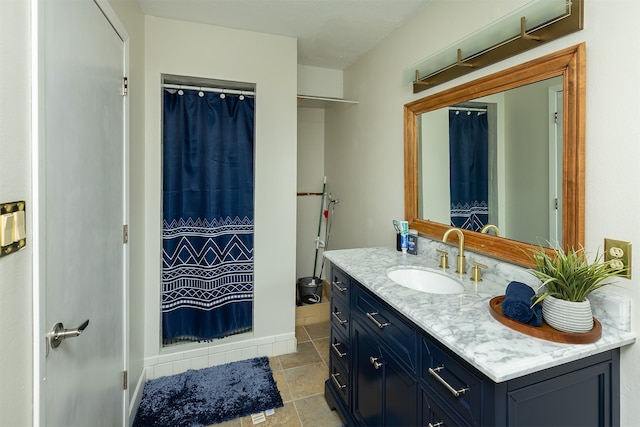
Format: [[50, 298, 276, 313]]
[[369, 356, 384, 370], [331, 342, 347, 358], [428, 422, 444, 427], [366, 311, 390, 329], [332, 280, 347, 293], [331, 372, 347, 389], [428, 366, 469, 397], [332, 310, 348, 325]]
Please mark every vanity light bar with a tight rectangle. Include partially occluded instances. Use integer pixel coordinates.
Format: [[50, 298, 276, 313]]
[[410, 0, 583, 93]]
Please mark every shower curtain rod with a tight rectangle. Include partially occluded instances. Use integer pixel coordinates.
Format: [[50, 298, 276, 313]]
[[449, 106, 487, 112], [162, 83, 255, 96]]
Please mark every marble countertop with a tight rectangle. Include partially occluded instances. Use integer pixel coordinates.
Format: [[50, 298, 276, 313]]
[[324, 246, 635, 383]]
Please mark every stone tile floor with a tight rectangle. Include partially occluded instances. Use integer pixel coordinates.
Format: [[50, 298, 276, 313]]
[[214, 321, 344, 427]]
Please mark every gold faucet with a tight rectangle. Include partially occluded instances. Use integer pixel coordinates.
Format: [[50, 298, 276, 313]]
[[436, 249, 449, 270], [480, 224, 500, 237], [442, 227, 466, 274], [471, 261, 488, 282]]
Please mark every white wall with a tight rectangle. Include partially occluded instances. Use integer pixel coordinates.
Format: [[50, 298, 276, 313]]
[[504, 78, 557, 244], [420, 108, 450, 222], [0, 0, 32, 424], [143, 16, 298, 375], [327, 0, 640, 423], [297, 108, 325, 280], [298, 65, 343, 98]]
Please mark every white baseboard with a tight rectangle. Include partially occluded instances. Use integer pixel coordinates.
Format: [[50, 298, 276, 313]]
[[128, 368, 147, 426], [143, 332, 297, 380]]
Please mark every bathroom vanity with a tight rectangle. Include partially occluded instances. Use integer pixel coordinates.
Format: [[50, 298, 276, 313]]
[[324, 247, 634, 427]]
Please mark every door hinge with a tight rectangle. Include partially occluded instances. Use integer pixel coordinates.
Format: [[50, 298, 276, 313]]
[[123, 225, 128, 244], [122, 370, 128, 390], [121, 77, 128, 96]]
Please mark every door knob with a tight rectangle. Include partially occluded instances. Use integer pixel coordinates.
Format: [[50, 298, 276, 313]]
[[370, 356, 384, 370], [47, 319, 90, 353]]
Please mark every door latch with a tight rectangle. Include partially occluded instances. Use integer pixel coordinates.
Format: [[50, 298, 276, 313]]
[[46, 319, 89, 357]]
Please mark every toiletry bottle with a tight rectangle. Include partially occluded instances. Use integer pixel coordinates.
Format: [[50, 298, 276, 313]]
[[408, 229, 418, 255], [400, 221, 409, 254]]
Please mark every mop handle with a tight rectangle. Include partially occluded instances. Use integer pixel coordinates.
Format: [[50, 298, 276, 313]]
[[312, 177, 327, 278]]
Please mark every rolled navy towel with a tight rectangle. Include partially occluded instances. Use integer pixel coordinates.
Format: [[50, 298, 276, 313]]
[[501, 281, 542, 327]]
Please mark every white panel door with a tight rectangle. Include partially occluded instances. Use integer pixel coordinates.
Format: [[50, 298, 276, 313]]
[[39, 0, 125, 425]]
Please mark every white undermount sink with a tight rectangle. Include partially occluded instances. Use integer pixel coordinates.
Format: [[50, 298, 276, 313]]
[[387, 267, 464, 294]]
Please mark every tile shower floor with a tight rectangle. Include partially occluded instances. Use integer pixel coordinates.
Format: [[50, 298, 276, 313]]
[[215, 321, 344, 427]]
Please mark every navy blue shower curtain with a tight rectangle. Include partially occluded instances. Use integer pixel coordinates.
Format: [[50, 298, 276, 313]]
[[449, 110, 489, 231], [162, 89, 254, 344]]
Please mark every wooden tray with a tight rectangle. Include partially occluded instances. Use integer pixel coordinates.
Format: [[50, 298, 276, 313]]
[[489, 295, 602, 344]]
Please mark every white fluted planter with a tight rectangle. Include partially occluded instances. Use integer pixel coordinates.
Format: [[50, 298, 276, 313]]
[[542, 295, 594, 333]]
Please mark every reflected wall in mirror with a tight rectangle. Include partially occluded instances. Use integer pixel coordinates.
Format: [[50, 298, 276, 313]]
[[419, 76, 563, 245], [405, 44, 585, 266]]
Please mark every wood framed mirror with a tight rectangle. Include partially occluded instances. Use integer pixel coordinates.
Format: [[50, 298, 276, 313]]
[[404, 43, 585, 266]]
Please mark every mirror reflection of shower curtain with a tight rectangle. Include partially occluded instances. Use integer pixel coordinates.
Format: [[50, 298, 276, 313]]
[[449, 110, 489, 231], [162, 88, 254, 344]]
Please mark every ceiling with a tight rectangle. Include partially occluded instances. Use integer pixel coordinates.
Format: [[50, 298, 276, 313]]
[[137, 0, 432, 70]]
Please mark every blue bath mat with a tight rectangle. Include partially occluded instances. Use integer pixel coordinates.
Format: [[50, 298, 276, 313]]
[[133, 356, 283, 426]]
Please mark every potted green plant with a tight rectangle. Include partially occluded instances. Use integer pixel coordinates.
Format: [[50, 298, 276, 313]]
[[528, 245, 622, 333]]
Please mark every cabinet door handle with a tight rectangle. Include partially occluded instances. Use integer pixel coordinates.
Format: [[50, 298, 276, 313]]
[[332, 280, 347, 293], [331, 342, 347, 358], [366, 311, 390, 329], [370, 356, 384, 370], [428, 366, 469, 397], [428, 422, 444, 427], [331, 372, 347, 389], [332, 310, 348, 325]]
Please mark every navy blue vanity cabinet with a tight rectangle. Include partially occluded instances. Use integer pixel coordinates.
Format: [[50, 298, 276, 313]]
[[421, 335, 486, 426], [351, 285, 418, 427], [324, 264, 621, 427], [325, 265, 419, 426], [329, 267, 351, 354], [330, 266, 351, 306], [498, 349, 619, 426], [420, 330, 619, 426], [325, 266, 353, 423], [422, 388, 470, 427]]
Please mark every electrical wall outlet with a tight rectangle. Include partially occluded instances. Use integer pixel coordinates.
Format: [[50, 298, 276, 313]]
[[604, 238, 632, 279]]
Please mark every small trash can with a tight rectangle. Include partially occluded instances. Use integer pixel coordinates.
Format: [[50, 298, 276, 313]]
[[297, 276, 323, 304]]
